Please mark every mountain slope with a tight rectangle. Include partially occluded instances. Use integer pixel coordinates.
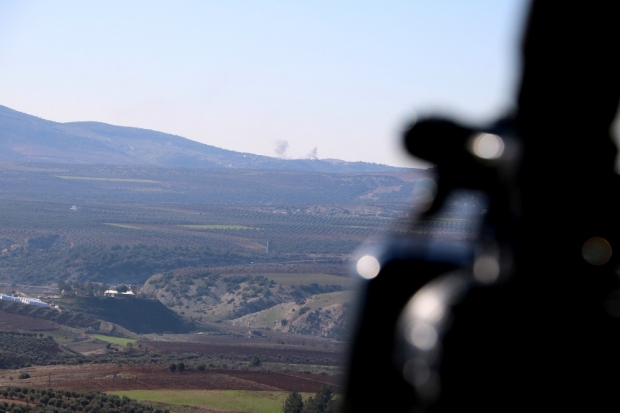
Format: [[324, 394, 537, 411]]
[[0, 105, 406, 173]]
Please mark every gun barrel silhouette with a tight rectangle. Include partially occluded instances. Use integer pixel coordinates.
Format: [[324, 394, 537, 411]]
[[342, 2, 620, 412]]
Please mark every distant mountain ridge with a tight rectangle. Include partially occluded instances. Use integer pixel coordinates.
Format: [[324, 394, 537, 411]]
[[0, 105, 407, 173]]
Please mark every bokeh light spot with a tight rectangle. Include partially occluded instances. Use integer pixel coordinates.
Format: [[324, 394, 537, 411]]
[[473, 255, 500, 284], [469, 133, 504, 160], [356, 255, 381, 279], [403, 358, 430, 386], [407, 323, 438, 351], [582, 237, 612, 265], [413, 179, 437, 203], [411, 290, 445, 323]]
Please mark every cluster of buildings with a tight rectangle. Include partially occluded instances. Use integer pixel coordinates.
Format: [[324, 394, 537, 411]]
[[0, 293, 50, 308]]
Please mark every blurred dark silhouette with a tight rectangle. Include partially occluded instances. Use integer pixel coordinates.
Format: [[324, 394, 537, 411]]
[[343, 2, 620, 412]]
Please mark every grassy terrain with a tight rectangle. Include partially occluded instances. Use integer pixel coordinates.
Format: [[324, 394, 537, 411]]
[[57, 175, 159, 183], [234, 302, 294, 326], [0, 163, 430, 287], [181, 224, 258, 230], [108, 390, 308, 413], [304, 291, 354, 312], [104, 223, 144, 230], [45, 327, 83, 343], [91, 334, 136, 346], [0, 162, 476, 340]]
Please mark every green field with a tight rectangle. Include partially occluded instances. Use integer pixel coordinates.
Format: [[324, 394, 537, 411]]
[[108, 390, 306, 413], [92, 334, 136, 346], [305, 291, 354, 310], [103, 223, 144, 230], [181, 224, 258, 230], [57, 175, 159, 183], [44, 329, 79, 343]]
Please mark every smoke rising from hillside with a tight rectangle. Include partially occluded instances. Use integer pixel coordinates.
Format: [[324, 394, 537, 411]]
[[306, 147, 318, 160], [274, 140, 289, 158]]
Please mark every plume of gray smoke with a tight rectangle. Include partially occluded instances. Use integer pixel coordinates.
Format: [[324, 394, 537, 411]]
[[274, 140, 289, 158], [306, 147, 318, 160]]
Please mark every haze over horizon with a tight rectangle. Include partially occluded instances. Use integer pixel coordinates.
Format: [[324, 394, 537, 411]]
[[0, 1, 525, 168]]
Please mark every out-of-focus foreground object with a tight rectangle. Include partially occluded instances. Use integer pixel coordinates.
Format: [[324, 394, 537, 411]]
[[342, 2, 620, 412]]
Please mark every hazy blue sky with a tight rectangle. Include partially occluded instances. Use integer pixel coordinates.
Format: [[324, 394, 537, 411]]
[[0, 1, 526, 167]]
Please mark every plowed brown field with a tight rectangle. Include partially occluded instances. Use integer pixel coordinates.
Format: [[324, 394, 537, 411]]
[[141, 341, 341, 366], [1, 364, 342, 393], [0, 310, 57, 331]]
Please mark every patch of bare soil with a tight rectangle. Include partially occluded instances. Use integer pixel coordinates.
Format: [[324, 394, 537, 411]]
[[221, 371, 343, 393]]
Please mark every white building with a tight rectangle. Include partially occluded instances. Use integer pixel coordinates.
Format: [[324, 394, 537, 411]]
[[0, 294, 50, 308], [104, 290, 135, 297]]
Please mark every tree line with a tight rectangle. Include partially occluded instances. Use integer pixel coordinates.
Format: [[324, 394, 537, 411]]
[[0, 386, 162, 413], [282, 386, 339, 413]]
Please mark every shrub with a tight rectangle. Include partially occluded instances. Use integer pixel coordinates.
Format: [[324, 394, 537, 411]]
[[248, 355, 261, 367]]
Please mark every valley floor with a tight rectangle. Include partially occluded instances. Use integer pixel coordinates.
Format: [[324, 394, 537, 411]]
[[0, 363, 342, 393]]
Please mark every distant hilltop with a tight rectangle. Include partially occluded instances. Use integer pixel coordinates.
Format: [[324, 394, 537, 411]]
[[0, 105, 411, 173]]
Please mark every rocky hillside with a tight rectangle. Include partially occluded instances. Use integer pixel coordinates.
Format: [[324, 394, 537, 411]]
[[139, 269, 354, 339], [231, 298, 351, 340]]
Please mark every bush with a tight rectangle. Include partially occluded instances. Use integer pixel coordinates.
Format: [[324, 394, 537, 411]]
[[18, 373, 30, 379], [248, 355, 261, 367]]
